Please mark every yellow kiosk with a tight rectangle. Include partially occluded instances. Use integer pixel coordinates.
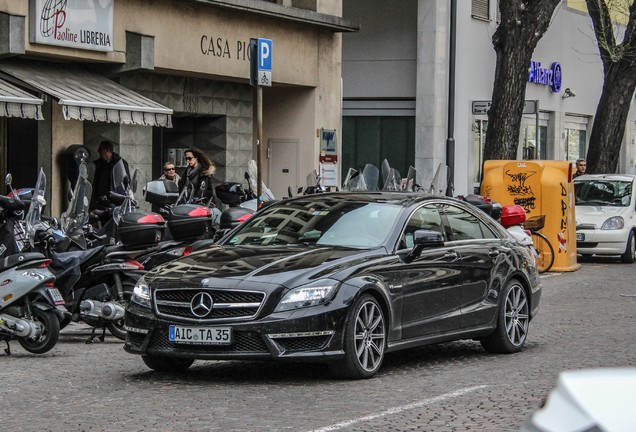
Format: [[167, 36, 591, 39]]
[[481, 160, 579, 272]]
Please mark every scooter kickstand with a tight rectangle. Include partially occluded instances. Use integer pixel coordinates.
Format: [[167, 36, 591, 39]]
[[86, 326, 104, 344], [4, 340, 11, 355]]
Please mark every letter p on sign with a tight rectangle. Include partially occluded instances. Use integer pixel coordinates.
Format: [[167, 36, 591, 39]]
[[257, 38, 272, 86]]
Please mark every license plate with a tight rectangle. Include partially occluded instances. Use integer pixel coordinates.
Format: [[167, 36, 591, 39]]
[[47, 288, 65, 305], [168, 325, 232, 345], [576, 233, 585, 241]]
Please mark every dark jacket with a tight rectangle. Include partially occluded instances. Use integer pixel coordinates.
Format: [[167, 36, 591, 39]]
[[178, 164, 215, 204], [90, 152, 130, 209]]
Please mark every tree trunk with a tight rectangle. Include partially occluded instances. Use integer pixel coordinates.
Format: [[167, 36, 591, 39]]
[[483, 1, 561, 163], [585, 0, 636, 173], [586, 64, 636, 173]]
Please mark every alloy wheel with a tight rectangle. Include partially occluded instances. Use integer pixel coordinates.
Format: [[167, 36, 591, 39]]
[[504, 283, 529, 347], [354, 300, 386, 372]]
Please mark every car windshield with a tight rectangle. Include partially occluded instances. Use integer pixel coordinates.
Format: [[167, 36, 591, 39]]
[[226, 197, 402, 248], [575, 179, 632, 207]]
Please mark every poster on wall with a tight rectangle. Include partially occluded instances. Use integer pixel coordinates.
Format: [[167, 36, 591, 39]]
[[319, 128, 337, 163], [320, 163, 338, 187], [29, 0, 114, 52]]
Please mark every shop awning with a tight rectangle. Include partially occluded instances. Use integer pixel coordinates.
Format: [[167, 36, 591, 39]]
[[0, 77, 44, 120], [0, 61, 172, 127]]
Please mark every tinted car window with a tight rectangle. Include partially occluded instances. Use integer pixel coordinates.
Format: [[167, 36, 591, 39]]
[[442, 204, 497, 240], [401, 204, 445, 249], [227, 200, 401, 248]]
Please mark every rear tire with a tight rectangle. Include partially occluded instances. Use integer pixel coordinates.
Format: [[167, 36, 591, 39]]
[[328, 294, 386, 379], [142, 355, 194, 372], [18, 308, 60, 354], [621, 231, 635, 264], [481, 279, 529, 354]]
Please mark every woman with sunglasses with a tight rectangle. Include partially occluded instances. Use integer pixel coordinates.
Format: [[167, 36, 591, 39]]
[[159, 161, 181, 185], [178, 147, 216, 204]]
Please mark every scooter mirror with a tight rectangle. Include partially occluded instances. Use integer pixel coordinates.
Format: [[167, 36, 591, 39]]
[[37, 195, 47, 206], [5, 173, 12, 187]]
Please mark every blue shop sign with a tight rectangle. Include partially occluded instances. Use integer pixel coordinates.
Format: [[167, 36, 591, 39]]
[[528, 61, 562, 93]]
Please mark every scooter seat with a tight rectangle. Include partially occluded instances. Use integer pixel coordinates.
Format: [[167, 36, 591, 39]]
[[0, 252, 47, 272]]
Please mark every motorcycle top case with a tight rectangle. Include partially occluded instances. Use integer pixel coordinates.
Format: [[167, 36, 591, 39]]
[[118, 211, 166, 246], [167, 204, 211, 241], [220, 206, 253, 230], [145, 180, 179, 206]]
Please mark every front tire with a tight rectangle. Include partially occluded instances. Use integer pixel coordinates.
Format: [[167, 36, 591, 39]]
[[481, 280, 529, 354], [621, 231, 635, 264], [18, 308, 60, 354], [142, 355, 194, 372], [329, 294, 386, 379]]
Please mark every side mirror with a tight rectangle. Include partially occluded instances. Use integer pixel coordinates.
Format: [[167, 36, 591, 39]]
[[402, 229, 445, 263], [5, 173, 12, 187], [413, 229, 445, 248]]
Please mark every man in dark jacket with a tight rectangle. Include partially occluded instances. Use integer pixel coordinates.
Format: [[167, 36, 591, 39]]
[[90, 140, 130, 210]]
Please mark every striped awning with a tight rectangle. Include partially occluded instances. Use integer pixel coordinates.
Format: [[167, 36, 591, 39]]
[[0, 60, 172, 127], [0, 77, 44, 120]]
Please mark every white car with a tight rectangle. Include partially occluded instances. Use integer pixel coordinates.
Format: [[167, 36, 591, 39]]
[[574, 174, 636, 263], [522, 367, 636, 432]]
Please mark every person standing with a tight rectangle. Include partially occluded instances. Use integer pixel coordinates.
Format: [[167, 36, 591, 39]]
[[178, 147, 216, 204], [159, 161, 181, 185], [572, 159, 587, 179], [90, 140, 130, 210]]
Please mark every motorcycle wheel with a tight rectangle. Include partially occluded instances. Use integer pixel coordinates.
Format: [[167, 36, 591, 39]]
[[18, 308, 61, 354], [106, 287, 133, 340]]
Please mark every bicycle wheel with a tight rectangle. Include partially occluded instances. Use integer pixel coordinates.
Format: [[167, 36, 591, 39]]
[[531, 231, 555, 273]]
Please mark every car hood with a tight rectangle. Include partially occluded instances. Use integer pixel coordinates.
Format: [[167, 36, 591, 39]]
[[146, 245, 386, 288], [575, 205, 630, 228]]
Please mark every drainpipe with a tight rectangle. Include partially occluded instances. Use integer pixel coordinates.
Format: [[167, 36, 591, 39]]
[[446, 0, 457, 196]]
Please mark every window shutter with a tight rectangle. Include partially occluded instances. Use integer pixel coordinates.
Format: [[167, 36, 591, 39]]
[[471, 0, 490, 21]]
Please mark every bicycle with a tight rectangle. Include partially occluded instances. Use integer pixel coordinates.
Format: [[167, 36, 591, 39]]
[[525, 215, 555, 273]]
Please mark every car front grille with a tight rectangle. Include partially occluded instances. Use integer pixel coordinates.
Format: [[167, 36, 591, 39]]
[[577, 242, 599, 248], [149, 330, 269, 353], [153, 288, 265, 322]]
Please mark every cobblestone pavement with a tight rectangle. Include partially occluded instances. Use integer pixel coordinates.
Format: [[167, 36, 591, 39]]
[[0, 258, 634, 432]]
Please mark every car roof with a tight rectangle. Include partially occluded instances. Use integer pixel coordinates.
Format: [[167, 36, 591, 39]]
[[574, 174, 636, 182], [281, 191, 461, 207]]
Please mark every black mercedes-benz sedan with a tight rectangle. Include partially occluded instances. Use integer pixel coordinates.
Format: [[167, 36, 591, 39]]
[[124, 192, 542, 379]]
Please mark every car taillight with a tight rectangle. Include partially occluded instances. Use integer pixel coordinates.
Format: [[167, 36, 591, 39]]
[[237, 213, 253, 223]]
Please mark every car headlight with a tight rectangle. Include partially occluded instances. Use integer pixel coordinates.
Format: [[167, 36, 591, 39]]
[[131, 276, 151, 307], [601, 216, 624, 230], [274, 279, 339, 312]]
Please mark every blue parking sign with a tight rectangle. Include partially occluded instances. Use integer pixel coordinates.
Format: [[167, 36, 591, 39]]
[[258, 38, 272, 71]]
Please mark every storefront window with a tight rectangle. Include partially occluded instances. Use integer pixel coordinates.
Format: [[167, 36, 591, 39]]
[[342, 116, 415, 182], [565, 128, 586, 162], [520, 123, 547, 160], [473, 119, 487, 184]]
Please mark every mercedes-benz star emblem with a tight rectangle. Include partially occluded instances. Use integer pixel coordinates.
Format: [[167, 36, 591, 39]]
[[190, 292, 214, 318]]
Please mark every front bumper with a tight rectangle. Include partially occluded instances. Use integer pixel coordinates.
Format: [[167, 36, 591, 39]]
[[576, 228, 629, 255], [124, 301, 349, 362]]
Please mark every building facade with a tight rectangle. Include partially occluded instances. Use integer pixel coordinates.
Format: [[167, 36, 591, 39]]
[[0, 0, 355, 214], [342, 0, 636, 195]]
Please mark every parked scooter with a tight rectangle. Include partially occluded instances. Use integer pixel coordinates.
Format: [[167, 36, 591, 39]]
[[499, 204, 536, 250], [0, 174, 66, 355], [25, 165, 146, 342]]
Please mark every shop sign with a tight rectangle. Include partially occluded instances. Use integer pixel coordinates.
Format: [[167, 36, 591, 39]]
[[29, 0, 114, 52], [319, 128, 337, 163], [528, 61, 562, 93]]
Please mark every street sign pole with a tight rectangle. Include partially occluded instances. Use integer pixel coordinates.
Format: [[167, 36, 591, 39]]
[[250, 38, 272, 208]]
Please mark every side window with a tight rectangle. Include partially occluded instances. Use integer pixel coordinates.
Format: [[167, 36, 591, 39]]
[[400, 204, 445, 249], [442, 205, 497, 241]]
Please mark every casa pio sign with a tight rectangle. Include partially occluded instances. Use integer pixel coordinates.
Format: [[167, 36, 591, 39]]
[[528, 61, 562, 93], [29, 0, 114, 52]]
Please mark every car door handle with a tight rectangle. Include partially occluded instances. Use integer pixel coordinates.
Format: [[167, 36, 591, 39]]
[[488, 249, 500, 258], [444, 250, 458, 261]]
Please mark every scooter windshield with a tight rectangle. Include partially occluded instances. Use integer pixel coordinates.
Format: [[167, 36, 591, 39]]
[[26, 168, 46, 249], [61, 163, 92, 240]]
